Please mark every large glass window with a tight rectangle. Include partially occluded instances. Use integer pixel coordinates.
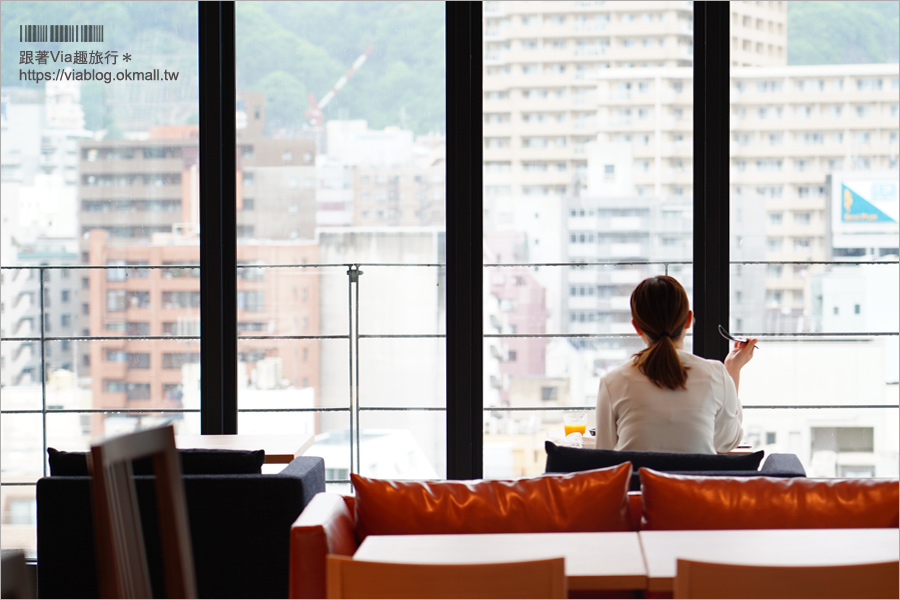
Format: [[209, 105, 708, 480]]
[[234, 2, 446, 487], [1, 1, 199, 551], [729, 1, 899, 477], [482, 1, 694, 477]]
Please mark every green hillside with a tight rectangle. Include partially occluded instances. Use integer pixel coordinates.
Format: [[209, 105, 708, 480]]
[[787, 1, 900, 65], [2, 2, 897, 136]]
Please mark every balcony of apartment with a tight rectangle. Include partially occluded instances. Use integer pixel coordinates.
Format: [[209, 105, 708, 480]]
[[606, 44, 692, 63], [659, 168, 693, 186], [629, 144, 658, 159], [659, 115, 693, 133], [518, 171, 569, 186], [766, 196, 828, 212], [567, 295, 601, 312], [516, 147, 574, 162], [730, 170, 799, 185], [658, 141, 693, 158], [481, 121, 514, 136], [99, 359, 129, 379], [78, 156, 183, 174]]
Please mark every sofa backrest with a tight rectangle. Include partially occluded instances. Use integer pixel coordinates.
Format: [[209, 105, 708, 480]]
[[544, 441, 768, 490], [351, 465, 633, 540], [639, 468, 900, 530], [47, 447, 265, 476]]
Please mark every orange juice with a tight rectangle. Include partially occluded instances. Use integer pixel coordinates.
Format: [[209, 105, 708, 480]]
[[564, 424, 586, 436]]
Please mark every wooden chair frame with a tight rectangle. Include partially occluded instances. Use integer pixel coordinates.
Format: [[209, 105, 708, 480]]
[[674, 558, 900, 599], [326, 554, 567, 599], [90, 424, 197, 599]]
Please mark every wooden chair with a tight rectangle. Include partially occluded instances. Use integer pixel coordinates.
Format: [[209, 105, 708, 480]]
[[674, 558, 900, 599], [90, 424, 197, 599], [326, 554, 566, 599]]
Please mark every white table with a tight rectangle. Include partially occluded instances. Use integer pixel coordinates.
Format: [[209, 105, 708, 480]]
[[175, 433, 314, 464], [639, 528, 900, 592], [354, 531, 647, 592]]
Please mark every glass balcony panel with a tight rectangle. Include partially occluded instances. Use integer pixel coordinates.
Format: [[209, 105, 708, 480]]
[[742, 407, 899, 478], [357, 409, 447, 479], [304, 412, 352, 483], [237, 338, 348, 416], [357, 265, 446, 337], [1, 486, 37, 555], [358, 337, 446, 409], [235, 1, 446, 480], [0, 414, 44, 483], [483, 408, 591, 479]]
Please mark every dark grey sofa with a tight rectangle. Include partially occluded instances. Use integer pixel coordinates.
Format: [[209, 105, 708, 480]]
[[36, 451, 325, 599], [545, 441, 806, 491]]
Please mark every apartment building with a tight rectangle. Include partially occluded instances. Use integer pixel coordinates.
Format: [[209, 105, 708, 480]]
[[482, 0, 786, 201], [0, 240, 80, 387], [569, 63, 899, 331], [320, 120, 446, 228], [76, 101, 318, 376], [85, 229, 320, 437]]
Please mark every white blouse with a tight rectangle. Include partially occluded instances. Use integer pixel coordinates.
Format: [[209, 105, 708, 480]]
[[595, 349, 744, 454]]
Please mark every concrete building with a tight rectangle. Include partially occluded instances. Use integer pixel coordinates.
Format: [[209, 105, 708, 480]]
[[75, 96, 319, 382], [485, 231, 549, 391], [237, 93, 318, 240], [729, 64, 899, 329], [85, 229, 320, 437], [1, 86, 92, 388], [0, 239, 80, 387], [482, 0, 786, 201], [576, 63, 899, 330], [319, 120, 446, 228]]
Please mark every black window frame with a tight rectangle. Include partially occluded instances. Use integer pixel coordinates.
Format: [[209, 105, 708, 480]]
[[193, 1, 731, 479]]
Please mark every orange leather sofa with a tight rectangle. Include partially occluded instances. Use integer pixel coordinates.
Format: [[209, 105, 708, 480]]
[[288, 469, 898, 599]]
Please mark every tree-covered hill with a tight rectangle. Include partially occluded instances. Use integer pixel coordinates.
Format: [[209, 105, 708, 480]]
[[234, 1, 445, 136], [2, 2, 897, 136], [787, 1, 899, 65]]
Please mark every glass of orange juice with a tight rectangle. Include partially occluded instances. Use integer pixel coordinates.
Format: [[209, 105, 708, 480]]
[[563, 412, 587, 436]]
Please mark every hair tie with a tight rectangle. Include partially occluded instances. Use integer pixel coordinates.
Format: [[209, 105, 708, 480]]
[[658, 331, 671, 338]]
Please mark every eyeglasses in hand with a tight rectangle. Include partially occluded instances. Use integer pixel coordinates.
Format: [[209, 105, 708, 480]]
[[718, 324, 760, 349]]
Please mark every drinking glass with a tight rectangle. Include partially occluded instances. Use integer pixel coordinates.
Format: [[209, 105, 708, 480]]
[[563, 412, 587, 437]]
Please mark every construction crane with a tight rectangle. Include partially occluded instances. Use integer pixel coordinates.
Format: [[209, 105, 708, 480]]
[[305, 45, 375, 129]]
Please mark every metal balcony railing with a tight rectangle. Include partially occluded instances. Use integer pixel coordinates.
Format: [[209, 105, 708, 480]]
[[1, 258, 898, 493]]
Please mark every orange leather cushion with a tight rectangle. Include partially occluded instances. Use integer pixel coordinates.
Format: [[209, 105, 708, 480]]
[[352, 463, 633, 541], [640, 468, 900, 530]]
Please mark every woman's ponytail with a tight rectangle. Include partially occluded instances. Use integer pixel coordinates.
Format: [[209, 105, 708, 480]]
[[630, 276, 690, 390]]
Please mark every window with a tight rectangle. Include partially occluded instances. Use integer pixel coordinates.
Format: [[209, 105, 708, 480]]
[[3, 6, 898, 558]]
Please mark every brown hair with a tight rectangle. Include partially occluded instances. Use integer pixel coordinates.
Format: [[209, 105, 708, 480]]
[[630, 275, 690, 390]]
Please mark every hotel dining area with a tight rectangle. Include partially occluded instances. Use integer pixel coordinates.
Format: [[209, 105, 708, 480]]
[[1, 1, 899, 599]]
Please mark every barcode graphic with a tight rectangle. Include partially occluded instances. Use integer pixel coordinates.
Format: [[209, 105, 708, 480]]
[[20, 25, 104, 43]]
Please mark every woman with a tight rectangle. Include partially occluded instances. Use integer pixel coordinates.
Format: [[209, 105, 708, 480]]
[[595, 275, 757, 454]]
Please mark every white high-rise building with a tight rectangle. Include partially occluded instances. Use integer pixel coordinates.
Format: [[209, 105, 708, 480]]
[[482, 0, 786, 201]]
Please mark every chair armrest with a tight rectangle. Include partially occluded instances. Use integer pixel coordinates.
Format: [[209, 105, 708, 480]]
[[760, 453, 806, 476], [275, 456, 327, 507], [289, 493, 358, 599]]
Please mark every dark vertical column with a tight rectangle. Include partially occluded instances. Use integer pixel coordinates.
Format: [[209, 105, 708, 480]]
[[693, 3, 731, 361], [198, 2, 237, 434], [445, 3, 483, 479]]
